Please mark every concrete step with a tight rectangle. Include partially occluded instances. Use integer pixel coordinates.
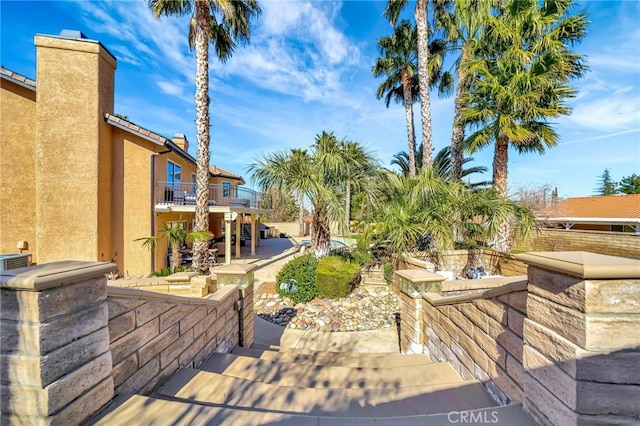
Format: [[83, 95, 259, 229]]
[[94, 394, 535, 425], [251, 342, 281, 352], [275, 347, 401, 357], [232, 347, 431, 368], [156, 368, 496, 417], [198, 353, 462, 389]]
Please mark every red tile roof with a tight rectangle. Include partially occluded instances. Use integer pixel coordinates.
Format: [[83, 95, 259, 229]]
[[551, 194, 640, 219]]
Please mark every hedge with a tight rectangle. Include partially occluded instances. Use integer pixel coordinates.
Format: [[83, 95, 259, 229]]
[[316, 256, 361, 299]]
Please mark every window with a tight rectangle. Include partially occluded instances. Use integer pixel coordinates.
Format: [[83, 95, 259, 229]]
[[223, 181, 231, 198], [168, 161, 182, 185], [191, 173, 197, 192]]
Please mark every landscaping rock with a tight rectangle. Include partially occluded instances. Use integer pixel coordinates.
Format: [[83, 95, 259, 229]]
[[254, 285, 401, 332]]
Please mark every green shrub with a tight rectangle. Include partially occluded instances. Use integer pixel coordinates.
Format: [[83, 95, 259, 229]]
[[153, 266, 190, 277], [328, 247, 372, 266], [275, 254, 319, 304], [316, 256, 361, 299], [383, 263, 394, 284]]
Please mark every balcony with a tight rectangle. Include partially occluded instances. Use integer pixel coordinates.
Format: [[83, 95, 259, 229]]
[[155, 182, 269, 210]]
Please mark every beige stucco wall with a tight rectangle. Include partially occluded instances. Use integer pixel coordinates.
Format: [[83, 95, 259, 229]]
[[524, 228, 640, 259], [34, 35, 115, 264], [0, 79, 37, 260]]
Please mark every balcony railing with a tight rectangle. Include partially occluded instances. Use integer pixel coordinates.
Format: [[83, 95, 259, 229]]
[[155, 181, 269, 209]]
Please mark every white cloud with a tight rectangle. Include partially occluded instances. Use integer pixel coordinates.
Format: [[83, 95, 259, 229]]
[[568, 94, 640, 131]]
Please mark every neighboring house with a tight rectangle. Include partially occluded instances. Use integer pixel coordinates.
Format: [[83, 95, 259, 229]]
[[0, 30, 270, 276], [538, 194, 640, 233]]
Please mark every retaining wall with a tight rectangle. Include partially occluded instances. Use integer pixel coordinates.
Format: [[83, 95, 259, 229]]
[[524, 228, 640, 259], [398, 251, 640, 425], [0, 261, 253, 424]]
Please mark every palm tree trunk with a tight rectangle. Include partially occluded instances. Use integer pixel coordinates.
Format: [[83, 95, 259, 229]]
[[298, 191, 305, 236], [311, 204, 331, 257], [192, 0, 211, 273], [171, 243, 182, 270], [491, 136, 512, 252], [401, 71, 417, 178], [493, 136, 509, 197], [345, 181, 351, 233], [450, 49, 467, 181], [415, 0, 433, 169]]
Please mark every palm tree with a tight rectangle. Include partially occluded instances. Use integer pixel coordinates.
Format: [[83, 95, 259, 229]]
[[290, 148, 309, 236], [385, 0, 435, 168], [359, 168, 536, 260], [433, 0, 496, 180], [149, 0, 261, 273], [340, 141, 379, 232], [391, 145, 488, 185], [136, 222, 212, 270], [373, 21, 419, 177], [250, 132, 375, 257], [460, 0, 587, 250]]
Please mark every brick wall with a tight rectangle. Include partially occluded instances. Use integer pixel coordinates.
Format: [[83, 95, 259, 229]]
[[0, 261, 254, 424], [422, 285, 527, 405], [524, 229, 640, 259], [107, 285, 240, 395], [405, 252, 640, 425]]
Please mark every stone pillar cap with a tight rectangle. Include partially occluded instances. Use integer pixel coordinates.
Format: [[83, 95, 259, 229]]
[[515, 251, 640, 279], [212, 263, 257, 275], [396, 269, 447, 283], [0, 261, 116, 291]]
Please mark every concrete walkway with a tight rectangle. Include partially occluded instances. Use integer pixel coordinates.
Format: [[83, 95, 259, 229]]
[[254, 315, 400, 353]]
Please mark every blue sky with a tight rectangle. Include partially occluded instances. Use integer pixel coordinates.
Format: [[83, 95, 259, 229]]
[[1, 0, 638, 198]]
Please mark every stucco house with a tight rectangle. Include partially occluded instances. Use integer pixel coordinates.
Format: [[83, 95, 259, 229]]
[[0, 30, 270, 276], [539, 194, 640, 233]]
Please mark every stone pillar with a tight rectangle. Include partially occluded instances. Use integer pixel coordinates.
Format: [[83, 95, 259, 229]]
[[238, 284, 255, 348], [213, 263, 256, 348], [396, 269, 446, 354], [0, 261, 116, 424], [516, 251, 640, 426]]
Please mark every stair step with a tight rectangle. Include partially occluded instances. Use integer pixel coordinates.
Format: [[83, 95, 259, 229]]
[[94, 394, 534, 425], [156, 368, 496, 417], [232, 347, 431, 367], [275, 347, 400, 357], [250, 343, 281, 352], [198, 353, 462, 389]]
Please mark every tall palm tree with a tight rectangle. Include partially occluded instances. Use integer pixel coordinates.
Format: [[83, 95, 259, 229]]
[[373, 21, 419, 177], [290, 148, 309, 237], [460, 0, 587, 251], [250, 132, 375, 257], [433, 0, 496, 180], [461, 0, 587, 198], [391, 145, 488, 184], [149, 0, 261, 273], [385, 0, 435, 168], [340, 141, 379, 232]]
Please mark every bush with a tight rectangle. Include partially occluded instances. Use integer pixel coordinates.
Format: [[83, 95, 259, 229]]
[[316, 256, 361, 299], [275, 253, 319, 304], [328, 247, 372, 266], [383, 263, 394, 284], [153, 266, 190, 277]]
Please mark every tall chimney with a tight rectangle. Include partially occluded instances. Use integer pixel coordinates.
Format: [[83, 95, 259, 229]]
[[34, 30, 116, 263]]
